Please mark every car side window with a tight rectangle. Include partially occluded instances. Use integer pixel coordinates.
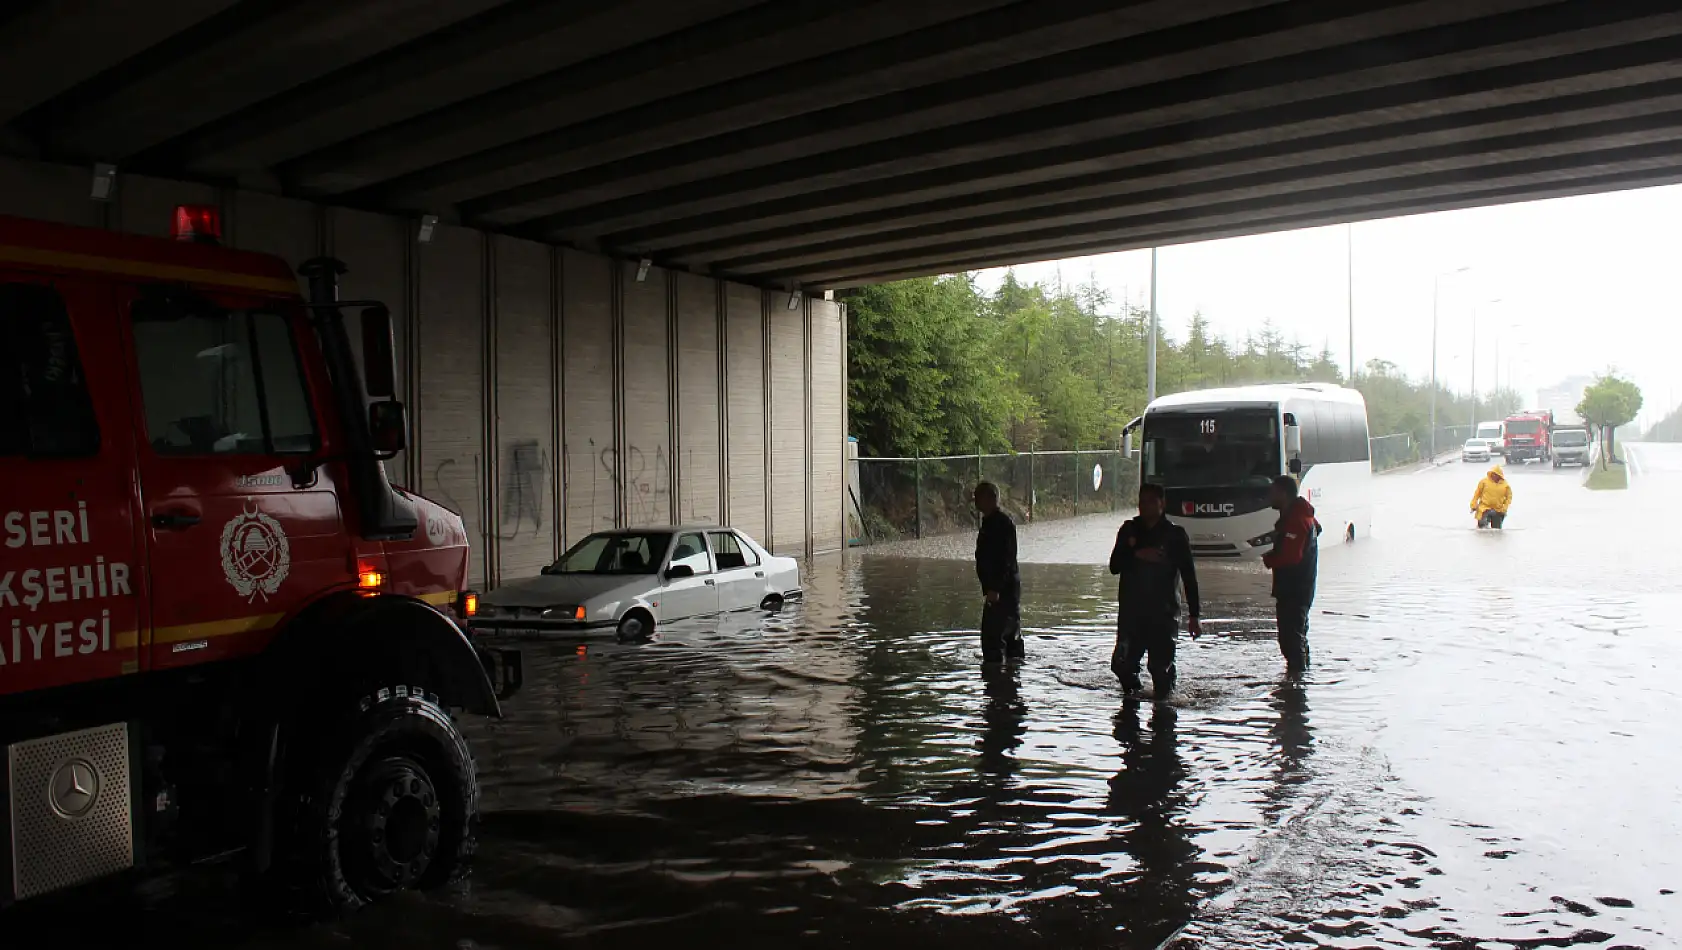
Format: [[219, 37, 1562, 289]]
[[0, 282, 101, 458], [670, 532, 712, 575], [130, 298, 318, 456], [709, 531, 758, 570]]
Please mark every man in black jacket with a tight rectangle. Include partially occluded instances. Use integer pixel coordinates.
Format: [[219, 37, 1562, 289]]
[[1108, 482, 1201, 698], [973, 481, 1024, 664]]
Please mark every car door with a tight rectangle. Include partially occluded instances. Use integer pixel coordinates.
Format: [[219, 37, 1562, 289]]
[[708, 530, 764, 611], [120, 287, 354, 670], [659, 531, 718, 620], [0, 275, 145, 691]]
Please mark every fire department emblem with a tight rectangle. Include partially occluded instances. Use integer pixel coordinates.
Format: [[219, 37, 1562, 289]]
[[220, 506, 291, 602]]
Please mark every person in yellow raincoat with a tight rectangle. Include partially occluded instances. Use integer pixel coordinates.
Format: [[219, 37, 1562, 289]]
[[1470, 465, 1513, 529]]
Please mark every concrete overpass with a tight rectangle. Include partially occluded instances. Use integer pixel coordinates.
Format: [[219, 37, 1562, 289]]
[[6, 0, 1682, 291], [3, 0, 1681, 585]]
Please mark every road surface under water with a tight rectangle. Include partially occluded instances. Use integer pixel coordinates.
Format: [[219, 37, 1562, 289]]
[[20, 446, 1680, 948]]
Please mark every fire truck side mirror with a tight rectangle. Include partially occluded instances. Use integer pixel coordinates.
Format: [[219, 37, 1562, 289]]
[[360, 305, 397, 399], [368, 400, 408, 457]]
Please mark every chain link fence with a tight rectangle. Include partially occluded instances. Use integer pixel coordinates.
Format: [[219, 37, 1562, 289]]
[[855, 450, 1139, 544], [1368, 425, 1476, 473]]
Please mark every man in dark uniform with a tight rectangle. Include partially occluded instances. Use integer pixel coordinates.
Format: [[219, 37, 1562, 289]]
[[1262, 474, 1319, 674], [973, 481, 1024, 664], [1108, 482, 1201, 699]]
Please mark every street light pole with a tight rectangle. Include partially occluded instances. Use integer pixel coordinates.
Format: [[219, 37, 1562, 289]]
[[1430, 266, 1470, 460], [1347, 222, 1355, 382], [1471, 298, 1500, 427], [1147, 246, 1159, 403]]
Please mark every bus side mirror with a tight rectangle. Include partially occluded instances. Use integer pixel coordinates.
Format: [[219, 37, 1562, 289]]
[[368, 400, 408, 456], [1123, 432, 1134, 459], [1289, 457, 1303, 476], [361, 304, 397, 399], [1284, 424, 1302, 456]]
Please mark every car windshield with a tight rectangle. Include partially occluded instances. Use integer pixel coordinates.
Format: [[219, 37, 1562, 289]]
[[1465, 440, 1485, 448], [1555, 431, 1589, 446], [1144, 409, 1279, 488], [546, 532, 670, 575]]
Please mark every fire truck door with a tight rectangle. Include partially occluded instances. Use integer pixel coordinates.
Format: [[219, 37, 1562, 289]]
[[0, 275, 145, 691], [120, 290, 353, 669]]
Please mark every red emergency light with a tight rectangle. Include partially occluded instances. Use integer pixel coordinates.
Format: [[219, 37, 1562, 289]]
[[170, 204, 223, 244]]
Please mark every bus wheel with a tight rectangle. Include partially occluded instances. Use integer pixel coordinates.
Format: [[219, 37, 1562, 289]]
[[296, 687, 479, 911]]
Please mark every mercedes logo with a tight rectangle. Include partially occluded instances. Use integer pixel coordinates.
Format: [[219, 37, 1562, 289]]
[[48, 758, 100, 819]]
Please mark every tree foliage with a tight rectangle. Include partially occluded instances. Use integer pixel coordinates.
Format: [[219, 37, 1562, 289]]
[[1576, 371, 1644, 468], [845, 271, 1490, 458]]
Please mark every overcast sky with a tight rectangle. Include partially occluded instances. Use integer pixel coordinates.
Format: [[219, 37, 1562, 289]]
[[974, 184, 1682, 432]]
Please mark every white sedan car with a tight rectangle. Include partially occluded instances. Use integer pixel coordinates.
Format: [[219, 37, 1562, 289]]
[[472, 525, 801, 638], [1461, 438, 1493, 463]]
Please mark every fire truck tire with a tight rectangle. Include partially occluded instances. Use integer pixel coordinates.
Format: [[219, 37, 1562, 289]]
[[296, 686, 480, 911]]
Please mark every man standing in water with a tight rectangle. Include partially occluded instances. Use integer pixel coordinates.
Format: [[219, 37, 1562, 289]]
[[1109, 482, 1201, 699], [1262, 475, 1320, 675], [973, 482, 1025, 664]]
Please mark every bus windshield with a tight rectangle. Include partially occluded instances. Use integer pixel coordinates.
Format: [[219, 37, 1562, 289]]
[[1143, 409, 1279, 488]]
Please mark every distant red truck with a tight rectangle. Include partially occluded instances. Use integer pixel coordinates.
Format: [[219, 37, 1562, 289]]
[[1503, 409, 1555, 463]]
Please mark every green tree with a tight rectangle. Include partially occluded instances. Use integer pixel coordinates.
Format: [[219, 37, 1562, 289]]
[[1576, 371, 1643, 469], [845, 273, 1486, 466]]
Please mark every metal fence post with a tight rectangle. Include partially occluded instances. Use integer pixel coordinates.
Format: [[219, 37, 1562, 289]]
[[914, 451, 923, 539], [1073, 445, 1080, 513], [1028, 447, 1035, 523]]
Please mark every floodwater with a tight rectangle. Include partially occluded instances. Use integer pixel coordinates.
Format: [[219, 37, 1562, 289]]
[[17, 447, 1682, 948]]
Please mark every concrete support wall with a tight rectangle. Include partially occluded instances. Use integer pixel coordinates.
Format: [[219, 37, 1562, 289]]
[[0, 155, 846, 585]]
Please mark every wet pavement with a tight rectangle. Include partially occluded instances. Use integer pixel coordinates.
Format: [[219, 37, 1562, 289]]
[[24, 447, 1682, 947]]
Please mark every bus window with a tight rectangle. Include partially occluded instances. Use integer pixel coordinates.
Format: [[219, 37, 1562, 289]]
[[1351, 403, 1371, 461]]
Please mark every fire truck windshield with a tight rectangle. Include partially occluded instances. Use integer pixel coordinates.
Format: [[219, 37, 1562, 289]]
[[1507, 419, 1542, 435]]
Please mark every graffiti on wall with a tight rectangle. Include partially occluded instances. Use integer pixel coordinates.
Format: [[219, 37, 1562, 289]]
[[498, 439, 552, 541], [598, 443, 669, 526]]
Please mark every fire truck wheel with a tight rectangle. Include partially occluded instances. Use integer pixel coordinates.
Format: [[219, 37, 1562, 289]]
[[299, 687, 479, 911]]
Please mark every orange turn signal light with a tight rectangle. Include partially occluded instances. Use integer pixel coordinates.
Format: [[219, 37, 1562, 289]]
[[358, 569, 384, 589], [463, 592, 479, 617]]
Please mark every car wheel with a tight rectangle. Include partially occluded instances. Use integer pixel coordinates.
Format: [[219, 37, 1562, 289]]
[[616, 610, 654, 639], [292, 687, 478, 912], [760, 594, 785, 612]]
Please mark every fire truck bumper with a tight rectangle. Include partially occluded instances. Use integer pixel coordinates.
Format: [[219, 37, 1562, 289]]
[[475, 645, 523, 702]]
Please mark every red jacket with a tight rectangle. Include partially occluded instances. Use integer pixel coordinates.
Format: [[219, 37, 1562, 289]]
[[1262, 497, 1319, 570]]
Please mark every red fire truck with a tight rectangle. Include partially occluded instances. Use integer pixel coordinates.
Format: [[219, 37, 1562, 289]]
[[1502, 409, 1555, 463], [0, 208, 519, 911]]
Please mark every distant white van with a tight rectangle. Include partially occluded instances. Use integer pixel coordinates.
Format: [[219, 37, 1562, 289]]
[[1476, 420, 1504, 453]]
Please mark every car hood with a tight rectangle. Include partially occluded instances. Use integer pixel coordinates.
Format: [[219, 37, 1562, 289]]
[[482, 573, 647, 608]]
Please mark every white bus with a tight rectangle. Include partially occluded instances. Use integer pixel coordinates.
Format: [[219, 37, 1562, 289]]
[[1129, 383, 1373, 559]]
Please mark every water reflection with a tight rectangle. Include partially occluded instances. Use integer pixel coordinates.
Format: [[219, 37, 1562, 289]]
[[13, 513, 1677, 948], [978, 665, 1027, 781], [1109, 700, 1198, 944]]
